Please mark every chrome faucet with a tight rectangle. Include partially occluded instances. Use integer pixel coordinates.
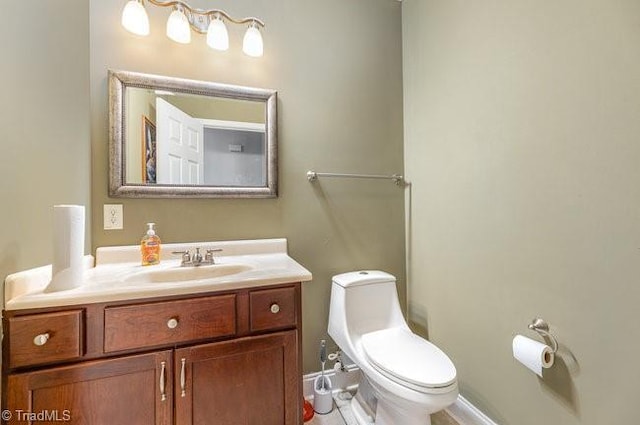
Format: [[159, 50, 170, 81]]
[[172, 248, 223, 267], [192, 248, 203, 265]]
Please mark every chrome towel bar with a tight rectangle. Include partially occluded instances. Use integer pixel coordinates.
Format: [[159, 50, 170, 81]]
[[306, 170, 404, 185]]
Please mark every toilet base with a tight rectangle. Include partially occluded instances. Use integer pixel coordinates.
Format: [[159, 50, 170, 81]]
[[350, 388, 432, 425], [351, 395, 375, 425], [374, 399, 432, 425], [351, 397, 431, 425]]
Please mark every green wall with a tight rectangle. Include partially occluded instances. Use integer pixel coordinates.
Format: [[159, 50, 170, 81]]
[[0, 0, 90, 395], [0, 0, 90, 304], [166, 95, 265, 123], [90, 0, 405, 373], [403, 0, 640, 423]]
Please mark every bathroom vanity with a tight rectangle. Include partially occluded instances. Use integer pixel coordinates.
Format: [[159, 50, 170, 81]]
[[1, 239, 311, 425]]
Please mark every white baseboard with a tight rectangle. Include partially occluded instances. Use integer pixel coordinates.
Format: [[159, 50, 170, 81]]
[[444, 395, 498, 425], [303, 368, 498, 425]]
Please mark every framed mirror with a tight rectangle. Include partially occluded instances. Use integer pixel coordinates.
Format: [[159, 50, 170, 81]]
[[109, 70, 277, 198]]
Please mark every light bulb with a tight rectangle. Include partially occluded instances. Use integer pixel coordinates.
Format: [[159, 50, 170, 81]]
[[206, 15, 229, 51], [121, 0, 149, 36], [242, 22, 263, 57], [166, 8, 191, 44]]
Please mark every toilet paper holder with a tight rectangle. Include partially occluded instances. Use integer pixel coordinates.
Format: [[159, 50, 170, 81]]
[[528, 318, 558, 353]]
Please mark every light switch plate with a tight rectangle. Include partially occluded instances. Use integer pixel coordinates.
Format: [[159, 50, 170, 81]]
[[104, 204, 123, 230]]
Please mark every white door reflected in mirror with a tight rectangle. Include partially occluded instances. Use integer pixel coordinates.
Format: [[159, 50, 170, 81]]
[[156, 98, 204, 185]]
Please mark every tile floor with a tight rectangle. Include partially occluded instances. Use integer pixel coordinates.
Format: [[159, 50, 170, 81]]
[[307, 391, 459, 425]]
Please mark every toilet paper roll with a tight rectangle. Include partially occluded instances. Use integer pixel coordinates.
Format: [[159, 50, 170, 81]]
[[46, 205, 85, 293], [512, 334, 554, 377]]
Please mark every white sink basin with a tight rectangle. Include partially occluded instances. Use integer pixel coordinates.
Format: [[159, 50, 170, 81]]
[[124, 264, 253, 284]]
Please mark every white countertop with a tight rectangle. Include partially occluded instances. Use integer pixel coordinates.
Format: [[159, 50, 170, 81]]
[[4, 238, 312, 311]]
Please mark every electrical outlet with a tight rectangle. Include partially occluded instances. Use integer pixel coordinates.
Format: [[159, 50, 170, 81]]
[[103, 204, 123, 230]]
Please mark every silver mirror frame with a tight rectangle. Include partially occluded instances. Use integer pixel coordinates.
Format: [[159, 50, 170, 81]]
[[108, 70, 277, 198]]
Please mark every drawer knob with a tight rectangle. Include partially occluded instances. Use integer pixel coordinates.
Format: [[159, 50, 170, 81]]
[[167, 318, 179, 329], [270, 303, 280, 314], [33, 333, 50, 346]]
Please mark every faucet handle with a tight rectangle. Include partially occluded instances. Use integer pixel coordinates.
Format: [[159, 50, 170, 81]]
[[205, 248, 223, 263], [172, 250, 191, 265]]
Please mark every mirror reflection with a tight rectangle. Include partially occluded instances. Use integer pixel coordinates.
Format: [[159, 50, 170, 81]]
[[126, 88, 266, 187], [109, 70, 277, 198]]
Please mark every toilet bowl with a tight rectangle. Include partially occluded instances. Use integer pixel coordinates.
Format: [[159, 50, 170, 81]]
[[328, 271, 458, 425]]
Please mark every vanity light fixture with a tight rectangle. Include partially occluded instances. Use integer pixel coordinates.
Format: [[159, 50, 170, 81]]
[[242, 21, 264, 58], [207, 13, 229, 51], [166, 5, 191, 44], [121, 0, 265, 57], [121, 0, 150, 36]]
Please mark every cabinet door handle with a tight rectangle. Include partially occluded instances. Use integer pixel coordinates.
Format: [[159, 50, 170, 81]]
[[160, 361, 167, 401], [167, 318, 179, 329], [180, 358, 187, 397], [270, 303, 280, 314], [33, 333, 50, 346]]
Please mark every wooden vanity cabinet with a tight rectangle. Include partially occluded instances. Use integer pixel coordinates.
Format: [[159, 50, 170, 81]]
[[5, 351, 173, 425], [2, 283, 302, 425], [175, 331, 298, 425]]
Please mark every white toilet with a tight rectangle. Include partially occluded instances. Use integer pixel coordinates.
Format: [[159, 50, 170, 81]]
[[328, 271, 458, 425]]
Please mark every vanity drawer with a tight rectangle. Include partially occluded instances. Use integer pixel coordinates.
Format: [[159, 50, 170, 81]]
[[104, 294, 236, 352], [249, 286, 297, 333], [7, 310, 84, 369]]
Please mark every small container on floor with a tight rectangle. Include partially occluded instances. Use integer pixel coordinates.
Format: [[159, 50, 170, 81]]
[[303, 399, 315, 422], [313, 375, 333, 414]]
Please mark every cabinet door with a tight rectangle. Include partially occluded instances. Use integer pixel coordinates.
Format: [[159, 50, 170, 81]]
[[175, 330, 300, 425], [5, 351, 173, 425]]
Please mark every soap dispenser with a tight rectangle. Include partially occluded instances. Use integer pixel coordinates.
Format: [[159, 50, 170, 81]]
[[141, 222, 161, 266]]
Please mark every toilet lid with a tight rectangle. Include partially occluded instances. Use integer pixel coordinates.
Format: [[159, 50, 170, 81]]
[[361, 328, 457, 390]]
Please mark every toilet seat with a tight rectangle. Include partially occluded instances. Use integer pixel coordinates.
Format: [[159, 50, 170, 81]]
[[361, 327, 457, 393]]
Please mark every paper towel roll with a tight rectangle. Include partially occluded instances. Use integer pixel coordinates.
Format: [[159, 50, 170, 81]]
[[46, 205, 85, 293], [512, 334, 554, 377]]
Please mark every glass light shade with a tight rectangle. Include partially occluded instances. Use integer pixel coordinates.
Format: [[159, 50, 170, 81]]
[[121, 0, 150, 36], [206, 17, 229, 51], [166, 9, 191, 44], [242, 24, 263, 57]]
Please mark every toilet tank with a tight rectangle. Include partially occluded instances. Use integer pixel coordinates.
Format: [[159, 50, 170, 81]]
[[328, 271, 407, 348]]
